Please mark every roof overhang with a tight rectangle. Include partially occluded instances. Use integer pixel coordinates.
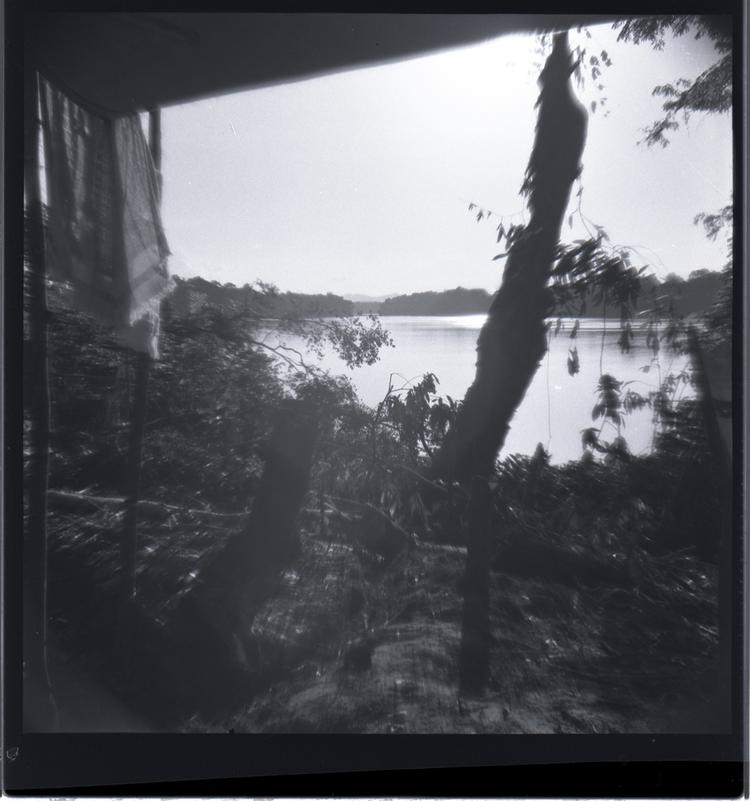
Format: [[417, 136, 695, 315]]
[[26, 12, 617, 117]]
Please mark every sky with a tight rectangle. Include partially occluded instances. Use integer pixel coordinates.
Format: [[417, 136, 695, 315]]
[[160, 19, 733, 297]]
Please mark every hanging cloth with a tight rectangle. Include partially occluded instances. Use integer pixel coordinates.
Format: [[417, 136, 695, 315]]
[[39, 77, 171, 357]]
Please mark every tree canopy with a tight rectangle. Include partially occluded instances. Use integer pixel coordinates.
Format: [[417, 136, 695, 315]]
[[613, 15, 732, 147]]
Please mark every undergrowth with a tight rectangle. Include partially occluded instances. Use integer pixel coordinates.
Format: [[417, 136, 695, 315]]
[[26, 281, 726, 732]]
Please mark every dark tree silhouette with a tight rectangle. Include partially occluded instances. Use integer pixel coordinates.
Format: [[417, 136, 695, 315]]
[[427, 31, 587, 694], [615, 15, 734, 731], [431, 31, 587, 486]]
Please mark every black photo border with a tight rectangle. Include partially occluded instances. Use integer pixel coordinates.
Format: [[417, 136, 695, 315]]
[[3, 0, 746, 795]]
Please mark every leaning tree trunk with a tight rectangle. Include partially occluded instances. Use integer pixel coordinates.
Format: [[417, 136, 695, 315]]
[[170, 399, 320, 710], [432, 31, 587, 485], [432, 32, 587, 694]]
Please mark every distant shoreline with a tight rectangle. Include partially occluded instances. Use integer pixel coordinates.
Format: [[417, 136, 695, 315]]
[[169, 271, 723, 321], [351, 273, 722, 318], [354, 312, 701, 327]]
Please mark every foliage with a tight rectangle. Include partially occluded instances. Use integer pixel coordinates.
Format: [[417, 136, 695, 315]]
[[701, 265, 732, 345], [613, 15, 731, 53], [382, 373, 459, 458], [299, 314, 392, 369], [592, 373, 624, 428], [31, 273, 392, 511], [613, 16, 732, 147], [144, 312, 282, 509], [34, 284, 724, 729], [171, 276, 356, 318], [549, 235, 644, 323], [167, 276, 393, 375], [306, 370, 464, 545], [605, 17, 735, 354], [468, 196, 724, 324], [692, 202, 733, 347], [462, 21, 728, 483], [534, 28, 614, 117], [694, 204, 733, 242], [34, 286, 277, 510]]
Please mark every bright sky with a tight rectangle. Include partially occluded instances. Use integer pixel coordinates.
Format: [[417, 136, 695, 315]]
[[160, 20, 732, 297]]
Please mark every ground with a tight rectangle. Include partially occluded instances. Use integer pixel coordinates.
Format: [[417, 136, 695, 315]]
[[40, 487, 722, 734]]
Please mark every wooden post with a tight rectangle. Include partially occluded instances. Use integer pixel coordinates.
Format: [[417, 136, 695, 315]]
[[23, 65, 58, 729], [687, 327, 733, 732], [119, 109, 160, 611], [458, 477, 491, 694], [120, 353, 150, 606], [149, 107, 162, 200]]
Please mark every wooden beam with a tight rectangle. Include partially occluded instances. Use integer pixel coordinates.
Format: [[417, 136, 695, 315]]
[[28, 14, 617, 117], [23, 65, 58, 730], [148, 107, 162, 199], [687, 327, 733, 732], [118, 109, 160, 611]]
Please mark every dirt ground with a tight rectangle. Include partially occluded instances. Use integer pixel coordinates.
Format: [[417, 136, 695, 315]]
[[41, 494, 723, 735]]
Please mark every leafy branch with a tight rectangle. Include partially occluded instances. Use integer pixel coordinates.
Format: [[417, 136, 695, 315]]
[[613, 16, 732, 147]]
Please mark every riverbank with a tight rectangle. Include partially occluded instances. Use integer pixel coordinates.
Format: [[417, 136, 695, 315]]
[[25, 281, 728, 733], [43, 447, 723, 733]]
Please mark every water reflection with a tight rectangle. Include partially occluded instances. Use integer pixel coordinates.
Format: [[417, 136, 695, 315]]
[[263, 315, 692, 464]]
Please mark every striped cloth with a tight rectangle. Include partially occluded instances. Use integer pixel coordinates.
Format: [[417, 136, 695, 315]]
[[39, 77, 171, 357]]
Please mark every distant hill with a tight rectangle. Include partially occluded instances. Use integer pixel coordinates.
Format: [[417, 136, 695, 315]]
[[380, 287, 491, 316], [168, 276, 354, 318], [369, 272, 723, 318], [352, 300, 387, 314], [344, 294, 390, 303], [166, 272, 724, 321]]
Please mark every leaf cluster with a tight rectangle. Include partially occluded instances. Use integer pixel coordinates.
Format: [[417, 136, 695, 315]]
[[383, 373, 459, 459], [550, 236, 644, 330], [613, 16, 732, 147], [167, 277, 392, 373], [693, 204, 733, 242], [614, 16, 731, 55]]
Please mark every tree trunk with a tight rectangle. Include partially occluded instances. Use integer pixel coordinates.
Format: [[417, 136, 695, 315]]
[[170, 399, 320, 708], [431, 32, 587, 485], [431, 33, 587, 695], [210, 398, 320, 582]]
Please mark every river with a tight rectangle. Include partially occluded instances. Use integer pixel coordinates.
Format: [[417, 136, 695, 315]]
[[263, 315, 692, 464]]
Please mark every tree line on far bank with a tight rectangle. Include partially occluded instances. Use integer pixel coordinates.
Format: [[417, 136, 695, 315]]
[[168, 276, 357, 318], [368, 271, 725, 318], [171, 269, 726, 321]]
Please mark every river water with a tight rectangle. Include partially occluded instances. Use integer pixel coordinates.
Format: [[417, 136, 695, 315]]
[[263, 315, 692, 464]]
